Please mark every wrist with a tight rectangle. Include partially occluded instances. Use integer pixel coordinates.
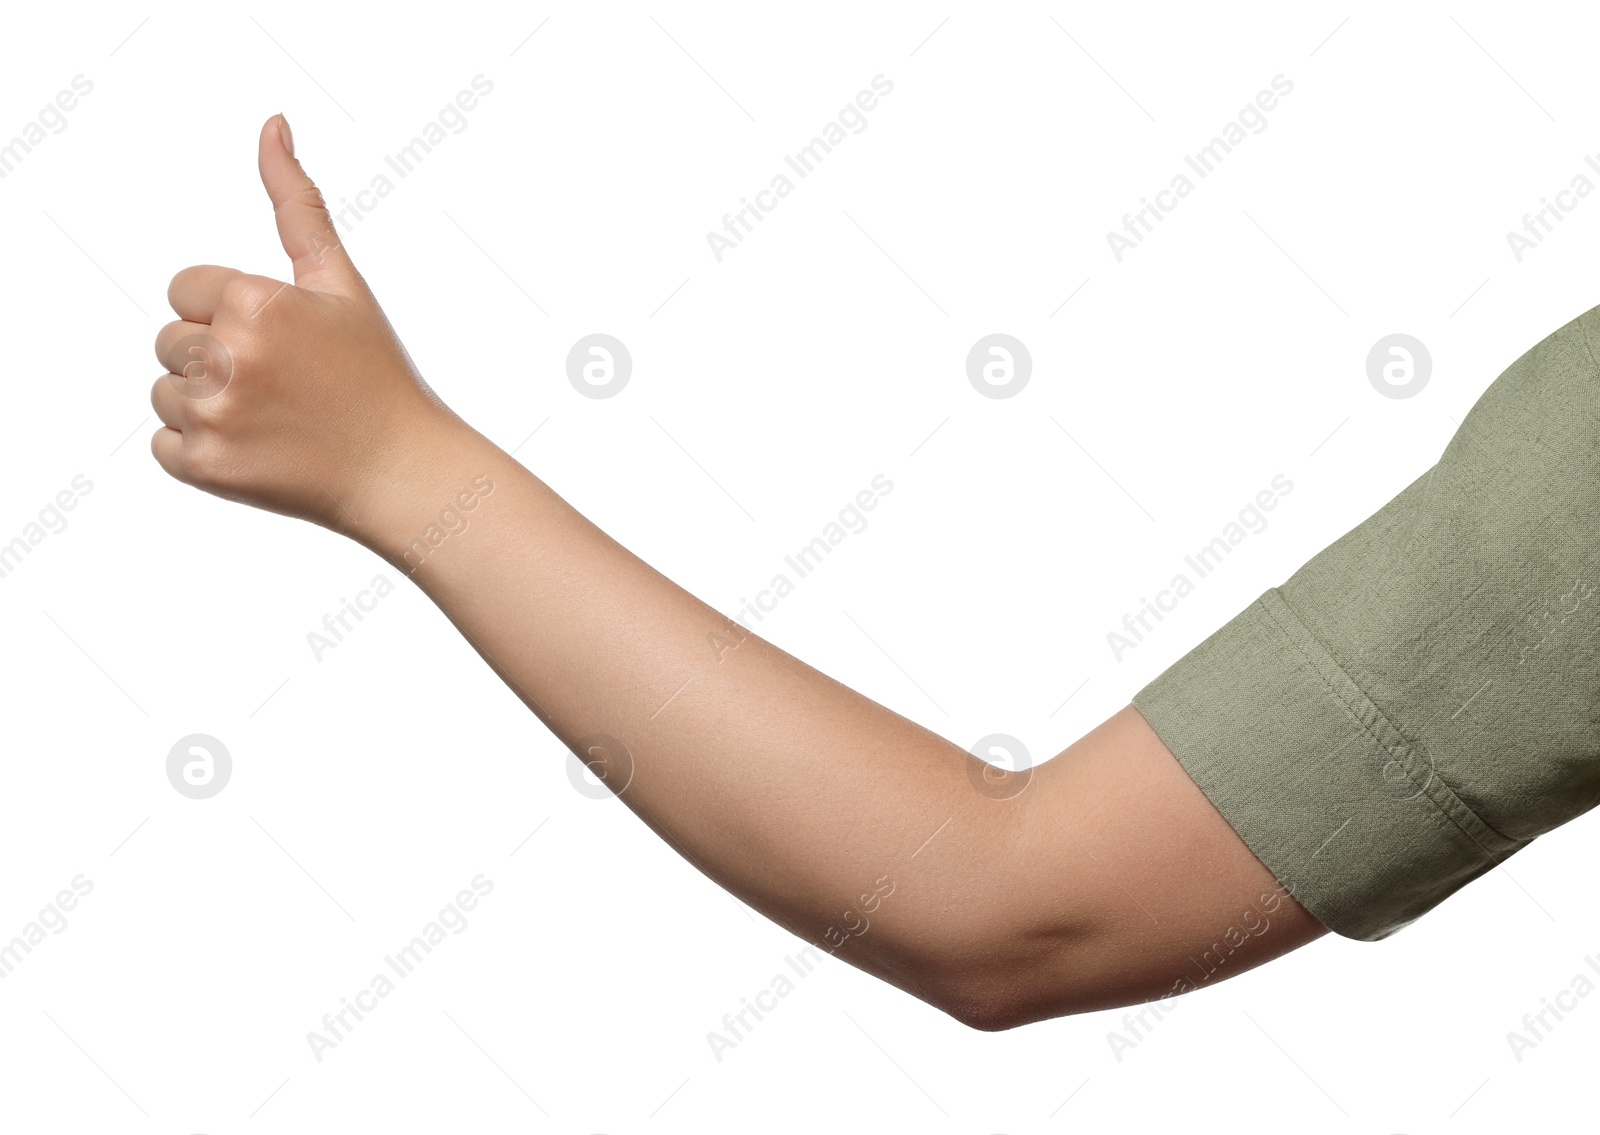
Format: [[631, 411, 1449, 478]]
[[341, 413, 509, 568]]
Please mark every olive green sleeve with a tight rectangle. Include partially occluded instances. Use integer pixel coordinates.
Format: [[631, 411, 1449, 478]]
[[1132, 301, 1600, 941]]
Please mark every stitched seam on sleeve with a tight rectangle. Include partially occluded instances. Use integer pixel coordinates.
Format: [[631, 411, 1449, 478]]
[[1255, 588, 1524, 858]]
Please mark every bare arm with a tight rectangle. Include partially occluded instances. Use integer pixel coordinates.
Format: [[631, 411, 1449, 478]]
[[359, 420, 1327, 1028], [150, 116, 1327, 1032]]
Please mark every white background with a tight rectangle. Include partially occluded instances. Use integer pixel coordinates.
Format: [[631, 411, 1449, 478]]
[[0, 1, 1596, 1131]]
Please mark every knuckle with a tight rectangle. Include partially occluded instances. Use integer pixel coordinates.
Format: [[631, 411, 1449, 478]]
[[157, 317, 190, 349], [162, 332, 235, 400], [220, 275, 271, 313], [184, 391, 226, 430], [167, 264, 203, 297], [180, 432, 229, 490], [292, 181, 329, 212]]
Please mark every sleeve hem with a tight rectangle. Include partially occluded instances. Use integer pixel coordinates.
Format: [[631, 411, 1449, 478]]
[[1131, 587, 1527, 942]]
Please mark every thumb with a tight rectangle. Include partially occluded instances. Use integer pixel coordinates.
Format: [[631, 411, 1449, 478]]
[[257, 113, 362, 294]]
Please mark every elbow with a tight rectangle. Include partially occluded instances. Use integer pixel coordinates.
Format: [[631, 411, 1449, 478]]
[[919, 953, 1068, 1033], [901, 917, 1102, 1031], [938, 992, 1030, 1033]]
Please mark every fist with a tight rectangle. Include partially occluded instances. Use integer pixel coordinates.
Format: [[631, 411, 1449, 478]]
[[151, 114, 457, 543]]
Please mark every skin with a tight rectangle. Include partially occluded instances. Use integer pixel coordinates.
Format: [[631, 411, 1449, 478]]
[[150, 115, 1329, 1032]]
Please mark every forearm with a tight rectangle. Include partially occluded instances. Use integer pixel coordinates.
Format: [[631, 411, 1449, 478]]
[[355, 418, 1045, 1021]]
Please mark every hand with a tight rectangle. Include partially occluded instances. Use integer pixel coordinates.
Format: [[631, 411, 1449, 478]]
[[151, 114, 461, 544]]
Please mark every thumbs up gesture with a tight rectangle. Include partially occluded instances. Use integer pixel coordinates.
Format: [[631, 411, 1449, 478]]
[[151, 115, 462, 543]]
